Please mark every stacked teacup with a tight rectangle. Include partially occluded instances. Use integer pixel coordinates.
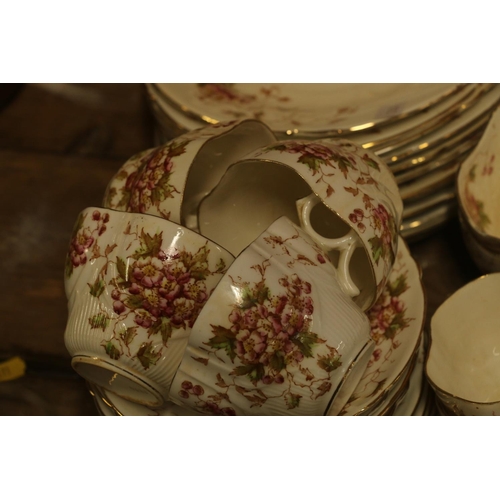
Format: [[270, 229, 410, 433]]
[[64, 119, 404, 415]]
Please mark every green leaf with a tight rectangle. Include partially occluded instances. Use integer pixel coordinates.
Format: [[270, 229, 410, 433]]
[[208, 325, 236, 361], [89, 313, 110, 331], [291, 331, 320, 358], [116, 257, 128, 282], [388, 274, 409, 297], [124, 294, 144, 310], [233, 363, 265, 383], [103, 341, 121, 360], [186, 244, 210, 280], [285, 393, 302, 410], [167, 139, 189, 158], [239, 287, 256, 309], [119, 327, 138, 346], [150, 173, 175, 204], [362, 154, 381, 171], [136, 342, 161, 370], [269, 352, 286, 372], [215, 258, 228, 274], [337, 156, 351, 178], [149, 317, 174, 345], [88, 277, 105, 298], [132, 229, 163, 260], [369, 235, 383, 264], [255, 282, 270, 305], [299, 155, 322, 172], [317, 354, 342, 373]]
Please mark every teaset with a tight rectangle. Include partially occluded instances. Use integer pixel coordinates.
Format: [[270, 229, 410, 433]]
[[63, 113, 500, 416]]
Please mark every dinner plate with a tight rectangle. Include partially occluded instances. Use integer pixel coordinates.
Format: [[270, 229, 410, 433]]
[[339, 236, 425, 415], [378, 84, 500, 166], [154, 83, 463, 137], [402, 186, 456, 220]]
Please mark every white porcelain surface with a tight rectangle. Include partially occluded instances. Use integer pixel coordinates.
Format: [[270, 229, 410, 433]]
[[64, 207, 235, 407], [426, 273, 500, 416], [169, 216, 373, 416], [103, 118, 277, 229]]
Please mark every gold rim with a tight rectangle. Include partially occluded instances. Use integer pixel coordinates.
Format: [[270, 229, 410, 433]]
[[376, 86, 500, 164], [361, 84, 492, 154]]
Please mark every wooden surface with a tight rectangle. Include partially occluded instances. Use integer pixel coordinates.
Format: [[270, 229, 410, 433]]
[[0, 83, 483, 415]]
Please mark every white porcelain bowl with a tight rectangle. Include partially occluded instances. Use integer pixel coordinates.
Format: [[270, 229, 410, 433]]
[[426, 273, 500, 416], [103, 118, 277, 229]]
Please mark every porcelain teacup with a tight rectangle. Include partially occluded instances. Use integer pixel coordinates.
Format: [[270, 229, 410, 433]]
[[197, 138, 403, 311], [169, 216, 374, 416], [64, 206, 235, 408], [103, 118, 277, 229], [425, 273, 500, 416]]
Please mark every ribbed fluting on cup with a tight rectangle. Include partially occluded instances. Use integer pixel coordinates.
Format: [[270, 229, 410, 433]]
[[64, 293, 190, 401]]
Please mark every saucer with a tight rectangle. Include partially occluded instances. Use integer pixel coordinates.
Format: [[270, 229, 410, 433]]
[[339, 236, 425, 415]]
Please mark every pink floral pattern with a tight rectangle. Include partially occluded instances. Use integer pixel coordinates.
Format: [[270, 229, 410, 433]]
[[66, 209, 229, 370], [463, 161, 493, 231], [174, 230, 347, 415], [105, 139, 191, 218], [65, 210, 109, 277]]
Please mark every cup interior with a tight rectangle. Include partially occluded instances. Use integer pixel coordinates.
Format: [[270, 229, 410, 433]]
[[181, 121, 276, 230], [427, 273, 500, 403]]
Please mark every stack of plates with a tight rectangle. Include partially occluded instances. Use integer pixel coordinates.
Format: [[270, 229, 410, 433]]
[[145, 83, 500, 240], [87, 237, 431, 416]]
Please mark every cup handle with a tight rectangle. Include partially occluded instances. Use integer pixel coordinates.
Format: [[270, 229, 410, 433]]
[[296, 194, 362, 298]]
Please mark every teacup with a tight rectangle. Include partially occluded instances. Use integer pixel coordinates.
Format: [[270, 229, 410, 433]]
[[457, 105, 500, 272], [197, 139, 403, 310], [103, 118, 277, 230], [169, 216, 374, 416], [425, 273, 500, 416], [64, 207, 235, 408]]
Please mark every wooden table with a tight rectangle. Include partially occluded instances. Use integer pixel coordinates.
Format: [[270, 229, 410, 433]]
[[0, 84, 482, 415]]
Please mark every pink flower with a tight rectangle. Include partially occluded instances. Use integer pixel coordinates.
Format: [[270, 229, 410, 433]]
[[235, 330, 267, 363]]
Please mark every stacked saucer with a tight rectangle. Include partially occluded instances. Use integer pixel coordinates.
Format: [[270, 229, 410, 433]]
[[146, 83, 500, 240]]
